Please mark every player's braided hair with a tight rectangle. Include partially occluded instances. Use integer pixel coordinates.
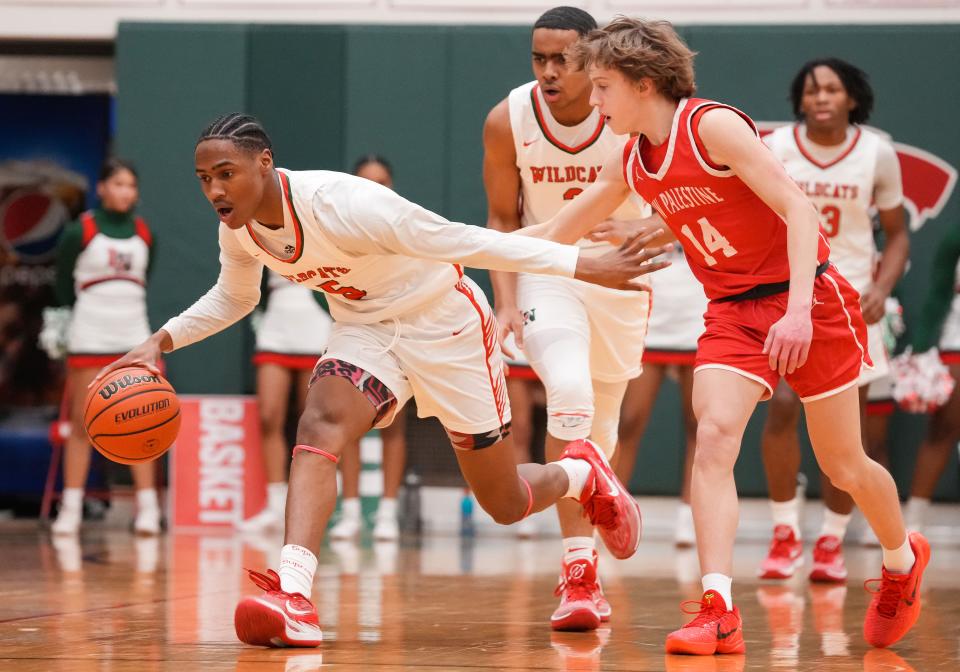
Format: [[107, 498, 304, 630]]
[[533, 6, 597, 37], [197, 113, 273, 153], [790, 58, 874, 125]]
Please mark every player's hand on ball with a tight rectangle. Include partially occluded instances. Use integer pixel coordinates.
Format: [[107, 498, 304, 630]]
[[495, 307, 525, 358], [574, 228, 673, 291], [90, 330, 170, 386], [763, 308, 813, 375]]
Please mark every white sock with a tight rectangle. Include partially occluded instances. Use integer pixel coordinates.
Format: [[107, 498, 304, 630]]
[[555, 458, 592, 499], [905, 497, 930, 530], [136, 488, 159, 513], [267, 482, 288, 512], [279, 544, 317, 597], [819, 509, 851, 541], [339, 497, 361, 520], [770, 497, 801, 538], [61, 487, 83, 512], [701, 573, 733, 610], [377, 497, 397, 519], [882, 537, 916, 575], [563, 536, 595, 563]]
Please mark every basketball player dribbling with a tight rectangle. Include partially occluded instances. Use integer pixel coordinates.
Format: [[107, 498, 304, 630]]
[[95, 114, 669, 648], [527, 17, 928, 653], [759, 58, 909, 583], [483, 6, 652, 631]]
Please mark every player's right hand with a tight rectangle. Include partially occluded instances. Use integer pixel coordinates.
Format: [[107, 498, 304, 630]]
[[89, 331, 168, 386], [763, 308, 813, 375], [495, 307, 525, 359], [574, 229, 673, 291]]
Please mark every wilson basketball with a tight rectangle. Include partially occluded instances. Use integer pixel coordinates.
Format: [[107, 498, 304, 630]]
[[84, 366, 181, 465]]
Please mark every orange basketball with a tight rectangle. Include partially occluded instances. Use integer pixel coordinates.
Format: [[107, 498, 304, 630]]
[[84, 366, 181, 465]]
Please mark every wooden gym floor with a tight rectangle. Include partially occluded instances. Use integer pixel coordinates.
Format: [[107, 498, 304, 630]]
[[0, 521, 957, 671]]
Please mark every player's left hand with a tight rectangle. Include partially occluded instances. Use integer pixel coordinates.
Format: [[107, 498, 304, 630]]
[[587, 219, 644, 246], [859, 287, 886, 325], [763, 308, 813, 375]]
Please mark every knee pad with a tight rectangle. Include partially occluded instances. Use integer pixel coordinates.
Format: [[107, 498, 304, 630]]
[[544, 375, 594, 441], [525, 331, 595, 442]]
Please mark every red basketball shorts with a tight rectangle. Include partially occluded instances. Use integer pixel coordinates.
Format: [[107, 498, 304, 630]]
[[694, 267, 872, 402]]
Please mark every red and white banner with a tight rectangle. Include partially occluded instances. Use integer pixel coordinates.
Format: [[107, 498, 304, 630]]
[[170, 395, 266, 529]]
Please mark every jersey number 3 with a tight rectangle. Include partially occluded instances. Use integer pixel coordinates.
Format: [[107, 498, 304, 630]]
[[680, 217, 738, 266], [820, 205, 841, 237]]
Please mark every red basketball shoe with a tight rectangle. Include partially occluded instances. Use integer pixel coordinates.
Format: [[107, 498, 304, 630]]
[[758, 525, 803, 579], [594, 583, 612, 622], [585, 549, 612, 622], [863, 531, 930, 648], [561, 439, 642, 559], [809, 534, 847, 583], [234, 569, 322, 647], [665, 591, 746, 655], [551, 553, 602, 631]]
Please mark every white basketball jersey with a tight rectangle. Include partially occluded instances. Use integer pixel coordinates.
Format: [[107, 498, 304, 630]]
[[69, 214, 152, 352], [508, 81, 649, 251], [766, 124, 890, 292]]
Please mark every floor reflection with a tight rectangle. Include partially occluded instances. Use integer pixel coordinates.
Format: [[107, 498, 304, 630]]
[[0, 524, 949, 671]]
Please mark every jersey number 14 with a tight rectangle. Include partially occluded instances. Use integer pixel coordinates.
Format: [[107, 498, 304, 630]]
[[680, 217, 738, 266]]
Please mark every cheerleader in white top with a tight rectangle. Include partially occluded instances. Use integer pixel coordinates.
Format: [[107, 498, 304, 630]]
[[328, 155, 408, 542], [759, 59, 909, 583], [236, 269, 332, 532], [49, 159, 162, 536]]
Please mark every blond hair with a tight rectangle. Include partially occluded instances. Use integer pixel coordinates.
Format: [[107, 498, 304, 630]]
[[568, 17, 696, 100]]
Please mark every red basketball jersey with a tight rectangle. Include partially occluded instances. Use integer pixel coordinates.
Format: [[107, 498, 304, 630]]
[[622, 98, 830, 300]]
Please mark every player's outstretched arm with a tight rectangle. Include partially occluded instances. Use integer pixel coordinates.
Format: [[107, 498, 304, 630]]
[[334, 178, 669, 282], [92, 224, 263, 384], [698, 107, 820, 375], [516, 142, 633, 244]]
